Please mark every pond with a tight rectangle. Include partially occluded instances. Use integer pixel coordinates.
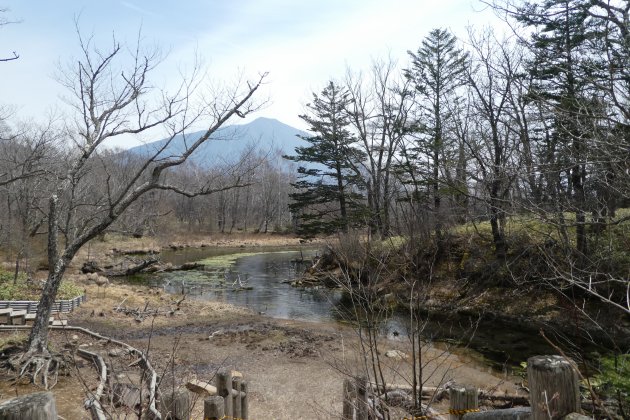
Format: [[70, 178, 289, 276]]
[[149, 246, 342, 322], [139, 246, 565, 369]]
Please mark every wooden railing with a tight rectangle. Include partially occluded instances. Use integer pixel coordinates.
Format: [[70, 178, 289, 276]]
[[0, 295, 86, 314]]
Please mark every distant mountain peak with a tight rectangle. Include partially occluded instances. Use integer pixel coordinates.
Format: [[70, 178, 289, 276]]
[[129, 117, 309, 166]]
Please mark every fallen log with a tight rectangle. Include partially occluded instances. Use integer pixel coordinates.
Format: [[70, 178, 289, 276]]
[[103, 258, 159, 277]]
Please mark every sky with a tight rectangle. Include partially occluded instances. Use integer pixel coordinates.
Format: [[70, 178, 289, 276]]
[[0, 0, 504, 148]]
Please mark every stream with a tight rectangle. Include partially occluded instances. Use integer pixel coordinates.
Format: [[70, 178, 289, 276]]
[[137, 246, 563, 370]]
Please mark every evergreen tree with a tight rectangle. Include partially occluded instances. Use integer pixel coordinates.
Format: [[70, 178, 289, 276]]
[[284, 81, 366, 236], [516, 0, 598, 257], [405, 28, 469, 241]]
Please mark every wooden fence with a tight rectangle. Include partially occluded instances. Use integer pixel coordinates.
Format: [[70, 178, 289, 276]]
[[204, 368, 249, 420], [343, 355, 591, 420], [0, 295, 86, 314]]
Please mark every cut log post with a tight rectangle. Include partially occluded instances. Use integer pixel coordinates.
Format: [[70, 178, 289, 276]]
[[241, 381, 249, 420], [9, 310, 26, 325], [0, 392, 57, 419], [204, 396, 225, 420], [356, 376, 369, 420], [343, 378, 357, 420], [0, 308, 12, 324], [159, 388, 190, 420], [449, 385, 478, 420], [185, 379, 217, 396], [216, 368, 233, 417], [233, 376, 242, 419], [527, 355, 580, 420]]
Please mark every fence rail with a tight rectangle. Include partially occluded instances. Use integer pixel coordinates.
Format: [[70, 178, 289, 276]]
[[0, 295, 86, 314]]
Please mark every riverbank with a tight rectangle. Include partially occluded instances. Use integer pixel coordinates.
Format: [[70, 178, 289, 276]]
[[0, 280, 523, 419], [0, 233, 525, 418]]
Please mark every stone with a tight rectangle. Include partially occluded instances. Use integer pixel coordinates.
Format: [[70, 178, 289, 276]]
[[385, 350, 408, 360], [108, 348, 129, 357]]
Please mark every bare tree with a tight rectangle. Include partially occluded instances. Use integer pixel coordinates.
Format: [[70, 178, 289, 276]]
[[462, 28, 522, 259], [18, 28, 266, 387], [345, 58, 414, 237], [0, 8, 19, 62]]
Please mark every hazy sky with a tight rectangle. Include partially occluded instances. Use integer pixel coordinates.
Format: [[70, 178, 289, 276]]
[[1, 0, 502, 147]]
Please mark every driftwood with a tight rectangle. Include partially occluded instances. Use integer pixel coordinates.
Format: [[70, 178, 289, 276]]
[[478, 391, 530, 406], [103, 258, 159, 277], [77, 348, 107, 420], [372, 383, 528, 407]]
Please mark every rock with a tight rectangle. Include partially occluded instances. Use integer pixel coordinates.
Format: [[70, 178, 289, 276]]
[[109, 348, 129, 357], [381, 389, 409, 406], [71, 334, 79, 342], [385, 350, 408, 360], [185, 379, 217, 395]]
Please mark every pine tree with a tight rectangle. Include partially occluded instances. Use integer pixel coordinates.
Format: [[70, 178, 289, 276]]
[[516, 0, 598, 257], [284, 81, 366, 236], [405, 28, 469, 241]]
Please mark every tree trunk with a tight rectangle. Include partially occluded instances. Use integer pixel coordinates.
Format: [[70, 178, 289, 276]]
[[27, 269, 65, 354]]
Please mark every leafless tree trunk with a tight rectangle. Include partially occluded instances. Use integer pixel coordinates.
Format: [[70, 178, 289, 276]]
[[19, 27, 266, 386]]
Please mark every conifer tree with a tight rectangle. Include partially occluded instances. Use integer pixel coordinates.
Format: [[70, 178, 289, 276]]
[[516, 0, 597, 257], [284, 81, 365, 236], [405, 28, 469, 241]]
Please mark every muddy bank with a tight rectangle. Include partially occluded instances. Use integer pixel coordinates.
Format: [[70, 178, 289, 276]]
[[0, 280, 523, 419]]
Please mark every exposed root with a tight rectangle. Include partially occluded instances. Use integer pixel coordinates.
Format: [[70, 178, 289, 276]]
[[4, 349, 71, 390]]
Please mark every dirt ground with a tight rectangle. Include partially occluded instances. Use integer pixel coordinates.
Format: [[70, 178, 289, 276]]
[[0, 234, 524, 419], [0, 279, 523, 420]]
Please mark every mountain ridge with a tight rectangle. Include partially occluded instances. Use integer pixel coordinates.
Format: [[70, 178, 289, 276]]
[[129, 117, 310, 166]]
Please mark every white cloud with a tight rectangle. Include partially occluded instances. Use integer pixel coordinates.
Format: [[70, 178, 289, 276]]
[[1, 0, 506, 147]]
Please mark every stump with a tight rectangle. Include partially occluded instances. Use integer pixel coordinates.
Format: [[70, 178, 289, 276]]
[[356, 376, 369, 420], [449, 385, 478, 420], [342, 378, 357, 420], [527, 355, 580, 420], [159, 388, 190, 420], [204, 396, 225, 420], [0, 392, 57, 420]]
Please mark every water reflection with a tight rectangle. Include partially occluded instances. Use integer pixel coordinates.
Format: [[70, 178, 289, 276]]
[[152, 248, 343, 322]]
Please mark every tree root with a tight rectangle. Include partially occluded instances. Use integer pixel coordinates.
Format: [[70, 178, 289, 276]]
[[5, 349, 72, 390]]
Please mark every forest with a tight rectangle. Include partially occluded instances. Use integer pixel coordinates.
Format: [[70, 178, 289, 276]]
[[0, 0, 628, 418]]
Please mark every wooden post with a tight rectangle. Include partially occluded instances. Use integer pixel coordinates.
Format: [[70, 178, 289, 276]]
[[0, 392, 57, 419], [216, 368, 233, 417], [204, 396, 225, 420], [159, 388, 190, 420], [342, 378, 356, 420], [356, 376, 369, 420], [241, 381, 249, 420], [527, 355, 580, 420], [233, 376, 242, 418], [449, 384, 478, 420]]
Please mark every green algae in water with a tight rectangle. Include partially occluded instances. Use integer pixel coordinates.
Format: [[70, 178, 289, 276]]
[[196, 251, 295, 269]]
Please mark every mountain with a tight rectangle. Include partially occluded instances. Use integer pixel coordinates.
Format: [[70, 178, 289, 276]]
[[129, 117, 310, 166]]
